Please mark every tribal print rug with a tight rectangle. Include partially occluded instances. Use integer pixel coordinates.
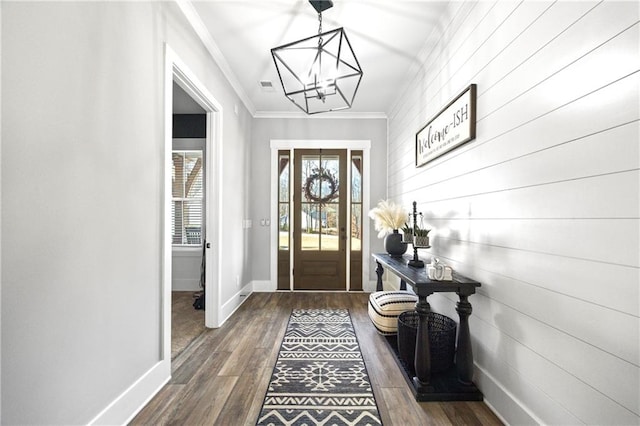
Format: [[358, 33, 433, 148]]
[[257, 309, 382, 426]]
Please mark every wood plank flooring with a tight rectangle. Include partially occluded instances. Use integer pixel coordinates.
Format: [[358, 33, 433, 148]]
[[172, 291, 206, 360], [131, 292, 503, 426]]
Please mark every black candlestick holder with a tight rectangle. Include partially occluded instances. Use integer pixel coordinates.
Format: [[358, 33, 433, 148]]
[[408, 201, 425, 268]]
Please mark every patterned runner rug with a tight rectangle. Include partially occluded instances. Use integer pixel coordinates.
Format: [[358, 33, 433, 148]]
[[257, 308, 382, 426]]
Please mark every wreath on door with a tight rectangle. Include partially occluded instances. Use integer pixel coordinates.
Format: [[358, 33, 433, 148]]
[[303, 167, 339, 204]]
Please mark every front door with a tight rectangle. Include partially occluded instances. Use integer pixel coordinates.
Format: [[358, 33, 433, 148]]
[[293, 149, 347, 290]]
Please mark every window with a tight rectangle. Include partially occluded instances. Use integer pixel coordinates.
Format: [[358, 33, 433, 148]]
[[172, 150, 203, 246]]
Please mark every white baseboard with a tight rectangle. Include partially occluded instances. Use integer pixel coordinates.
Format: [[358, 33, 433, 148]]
[[88, 360, 170, 426], [252, 280, 276, 292], [474, 364, 538, 425], [219, 284, 253, 326], [171, 278, 200, 291], [364, 279, 378, 293]]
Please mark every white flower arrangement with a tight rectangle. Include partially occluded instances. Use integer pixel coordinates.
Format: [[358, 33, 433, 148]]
[[368, 200, 407, 238]]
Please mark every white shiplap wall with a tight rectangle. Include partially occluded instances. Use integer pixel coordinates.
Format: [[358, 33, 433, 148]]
[[386, 1, 639, 424]]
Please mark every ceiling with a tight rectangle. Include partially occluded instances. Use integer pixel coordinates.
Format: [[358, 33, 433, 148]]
[[182, 0, 449, 117], [173, 81, 206, 113]]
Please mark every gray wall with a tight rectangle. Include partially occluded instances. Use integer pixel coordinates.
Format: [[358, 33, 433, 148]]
[[1, 2, 252, 424], [386, 1, 639, 424], [249, 118, 388, 284]]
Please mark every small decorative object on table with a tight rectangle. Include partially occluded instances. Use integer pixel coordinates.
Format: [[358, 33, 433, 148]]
[[427, 258, 453, 281], [413, 225, 431, 248], [384, 230, 407, 257], [368, 200, 408, 257], [401, 222, 414, 243], [412, 206, 431, 247], [407, 201, 429, 267]]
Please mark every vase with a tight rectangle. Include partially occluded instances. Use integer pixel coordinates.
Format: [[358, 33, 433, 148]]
[[384, 230, 407, 257]]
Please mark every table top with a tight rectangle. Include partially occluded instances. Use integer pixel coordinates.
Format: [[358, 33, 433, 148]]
[[373, 253, 481, 296]]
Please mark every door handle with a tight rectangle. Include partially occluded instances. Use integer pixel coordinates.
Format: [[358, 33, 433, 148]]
[[206, 242, 211, 249]]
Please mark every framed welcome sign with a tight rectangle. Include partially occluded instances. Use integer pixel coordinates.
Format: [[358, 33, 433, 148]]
[[416, 84, 477, 167]]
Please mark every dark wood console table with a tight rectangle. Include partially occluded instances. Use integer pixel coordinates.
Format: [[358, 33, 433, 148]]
[[373, 253, 483, 401]]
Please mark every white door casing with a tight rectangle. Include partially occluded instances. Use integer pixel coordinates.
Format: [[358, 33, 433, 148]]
[[164, 46, 224, 364], [270, 140, 371, 292]]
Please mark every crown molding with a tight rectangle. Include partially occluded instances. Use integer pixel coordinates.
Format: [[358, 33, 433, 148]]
[[253, 110, 388, 120], [175, 0, 256, 116]]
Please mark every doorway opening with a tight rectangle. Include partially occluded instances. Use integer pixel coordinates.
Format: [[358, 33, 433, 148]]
[[171, 82, 207, 359], [163, 45, 223, 367], [271, 141, 371, 292]]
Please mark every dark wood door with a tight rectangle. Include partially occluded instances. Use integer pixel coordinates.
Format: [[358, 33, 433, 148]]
[[293, 149, 347, 290]]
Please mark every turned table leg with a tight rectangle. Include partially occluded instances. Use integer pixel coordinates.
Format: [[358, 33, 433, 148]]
[[455, 294, 474, 384], [413, 294, 432, 388], [375, 261, 384, 291]]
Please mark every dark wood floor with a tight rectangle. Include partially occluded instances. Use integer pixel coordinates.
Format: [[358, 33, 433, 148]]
[[131, 292, 503, 425]]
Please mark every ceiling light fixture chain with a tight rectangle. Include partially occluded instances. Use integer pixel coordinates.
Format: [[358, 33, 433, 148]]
[[316, 11, 325, 102]]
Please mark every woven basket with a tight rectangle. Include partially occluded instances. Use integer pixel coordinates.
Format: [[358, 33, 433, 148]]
[[397, 311, 456, 374]]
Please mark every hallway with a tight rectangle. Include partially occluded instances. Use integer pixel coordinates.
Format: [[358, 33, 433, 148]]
[[132, 292, 502, 425]]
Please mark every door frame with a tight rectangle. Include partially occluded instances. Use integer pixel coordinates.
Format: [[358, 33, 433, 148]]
[[270, 140, 371, 291], [163, 44, 223, 365]]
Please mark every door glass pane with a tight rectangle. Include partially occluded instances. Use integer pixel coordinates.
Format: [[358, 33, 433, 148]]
[[301, 203, 320, 250], [351, 155, 362, 203], [321, 203, 339, 251], [279, 204, 289, 249], [351, 204, 362, 251], [320, 155, 340, 200], [278, 152, 290, 250], [301, 156, 320, 202], [279, 155, 290, 203]]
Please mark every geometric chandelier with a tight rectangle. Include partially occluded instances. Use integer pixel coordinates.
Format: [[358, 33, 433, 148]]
[[271, 0, 363, 114]]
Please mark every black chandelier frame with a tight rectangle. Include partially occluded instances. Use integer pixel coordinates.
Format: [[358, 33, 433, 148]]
[[270, 1, 363, 114]]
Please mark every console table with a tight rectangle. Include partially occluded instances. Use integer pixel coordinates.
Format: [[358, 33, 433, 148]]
[[373, 253, 483, 401]]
